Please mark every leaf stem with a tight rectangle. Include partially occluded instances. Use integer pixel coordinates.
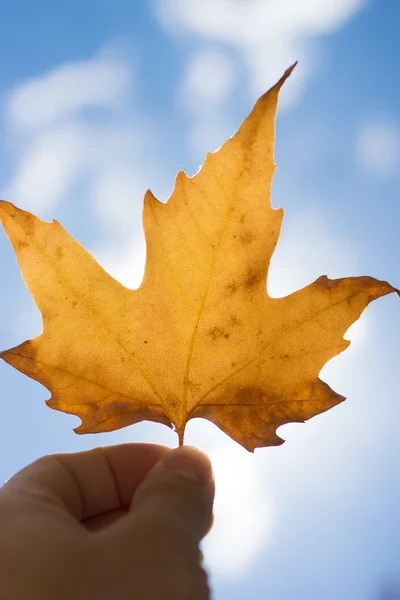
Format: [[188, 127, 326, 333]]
[[177, 427, 185, 447]]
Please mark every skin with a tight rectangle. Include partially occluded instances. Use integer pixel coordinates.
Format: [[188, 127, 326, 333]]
[[0, 444, 215, 600]]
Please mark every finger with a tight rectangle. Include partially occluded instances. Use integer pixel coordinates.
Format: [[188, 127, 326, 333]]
[[102, 447, 214, 599], [83, 506, 128, 531], [133, 445, 214, 536], [113, 445, 214, 541], [0, 443, 170, 521]]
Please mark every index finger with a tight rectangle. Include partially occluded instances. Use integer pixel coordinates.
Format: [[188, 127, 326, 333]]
[[0, 443, 170, 521]]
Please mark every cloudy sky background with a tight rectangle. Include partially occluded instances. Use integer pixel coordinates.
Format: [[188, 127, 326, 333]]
[[0, 1, 399, 599]]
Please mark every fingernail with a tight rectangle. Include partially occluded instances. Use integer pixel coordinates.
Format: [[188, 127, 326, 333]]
[[164, 446, 212, 485]]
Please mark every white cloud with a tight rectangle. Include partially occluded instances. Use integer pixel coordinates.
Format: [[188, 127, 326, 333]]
[[177, 47, 237, 159], [355, 121, 400, 175], [91, 169, 147, 235], [4, 123, 89, 213], [177, 47, 237, 157], [2, 49, 151, 221], [155, 0, 367, 100], [7, 54, 131, 131], [187, 112, 235, 158], [156, 0, 368, 161], [179, 47, 236, 109]]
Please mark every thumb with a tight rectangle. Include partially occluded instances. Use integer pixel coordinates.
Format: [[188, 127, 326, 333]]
[[104, 446, 215, 600], [132, 445, 214, 536]]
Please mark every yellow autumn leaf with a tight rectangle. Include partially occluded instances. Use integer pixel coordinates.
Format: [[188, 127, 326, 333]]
[[0, 65, 397, 450]]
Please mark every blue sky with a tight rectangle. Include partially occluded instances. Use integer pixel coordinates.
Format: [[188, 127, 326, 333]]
[[0, 1, 399, 599]]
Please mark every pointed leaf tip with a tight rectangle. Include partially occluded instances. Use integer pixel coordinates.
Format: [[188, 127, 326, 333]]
[[275, 62, 297, 90]]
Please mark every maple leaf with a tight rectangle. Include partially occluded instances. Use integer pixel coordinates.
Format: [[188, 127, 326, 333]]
[[0, 65, 397, 451]]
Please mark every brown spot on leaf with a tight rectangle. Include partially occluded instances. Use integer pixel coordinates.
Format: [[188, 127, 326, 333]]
[[225, 281, 238, 296], [244, 269, 262, 289], [238, 230, 255, 245], [208, 326, 230, 340], [228, 315, 241, 327]]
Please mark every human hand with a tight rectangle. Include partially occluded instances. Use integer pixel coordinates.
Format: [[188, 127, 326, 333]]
[[0, 443, 214, 600]]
